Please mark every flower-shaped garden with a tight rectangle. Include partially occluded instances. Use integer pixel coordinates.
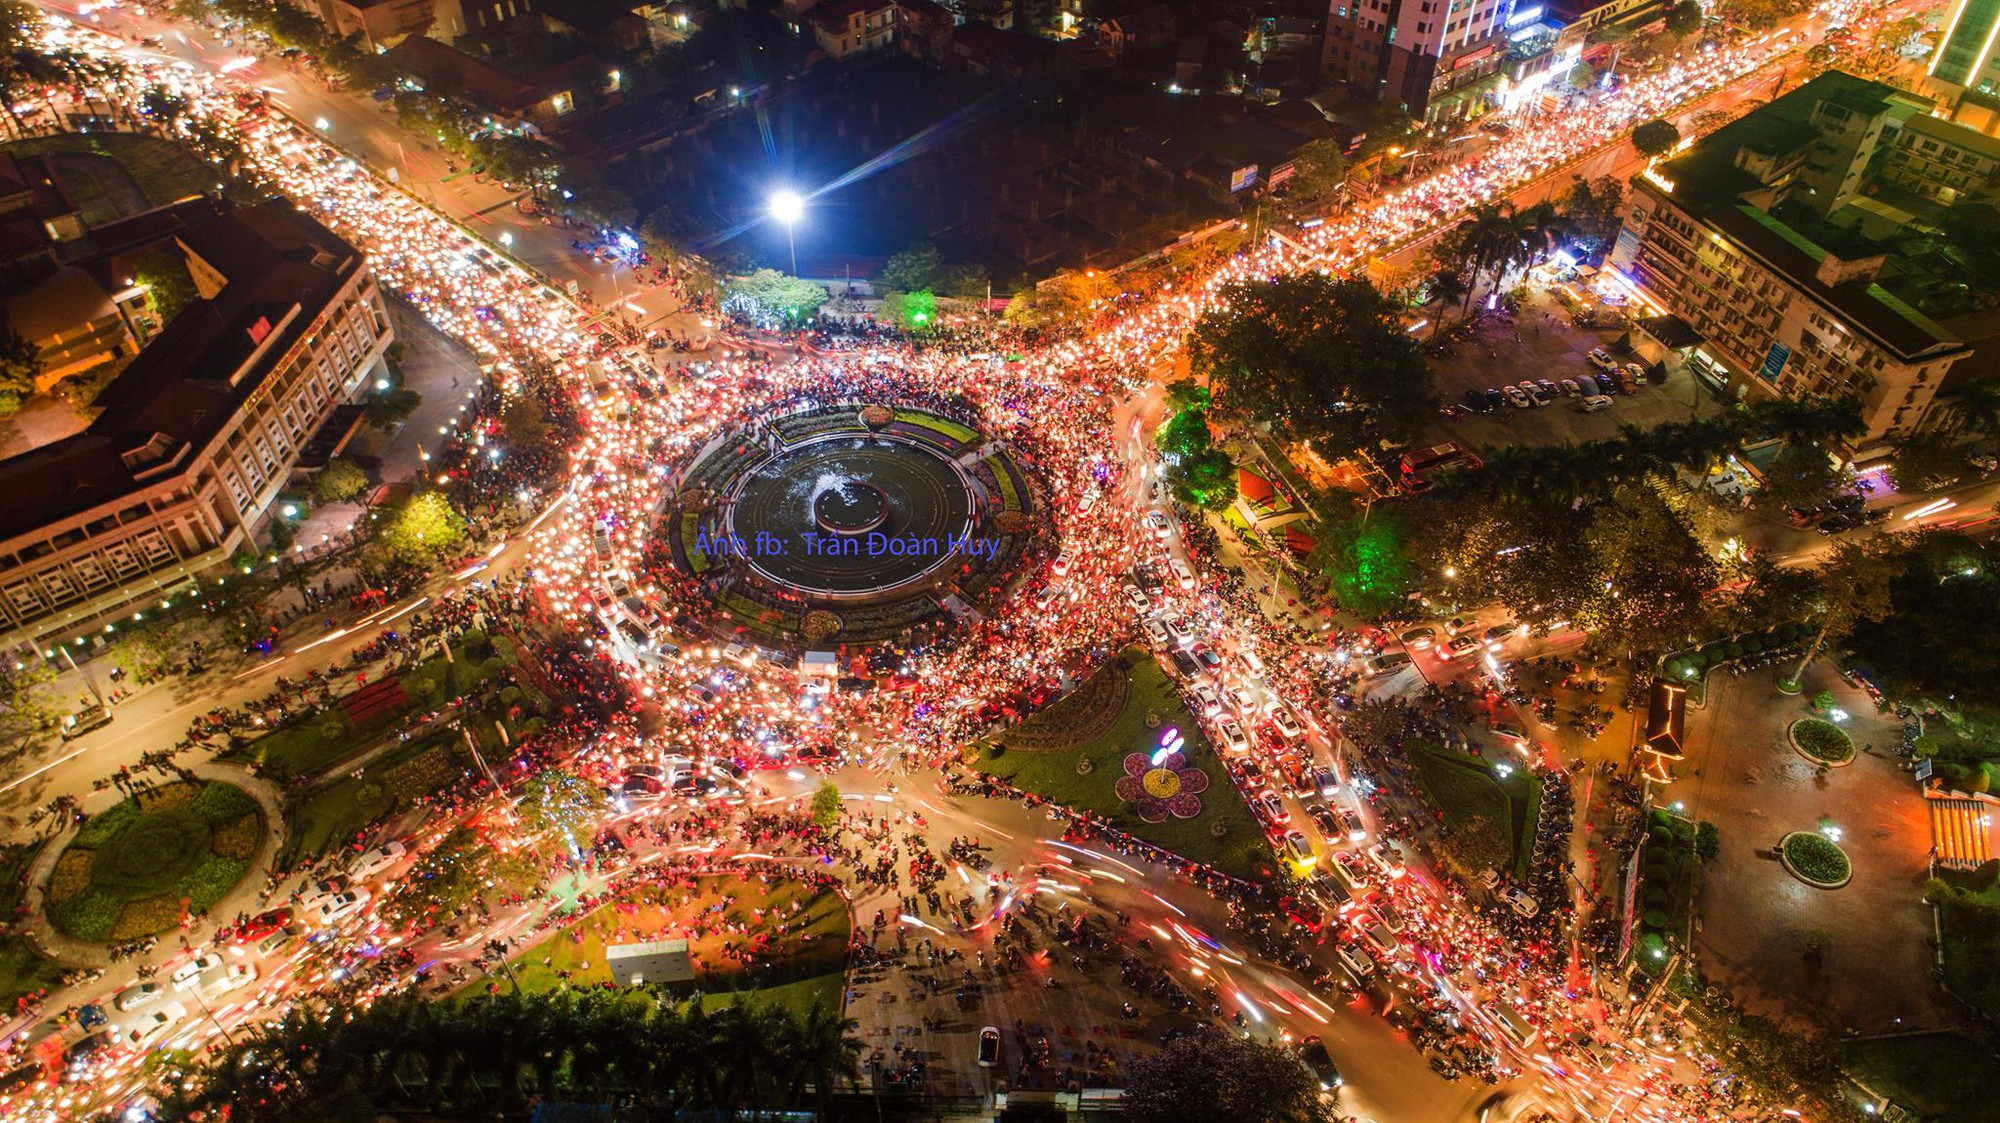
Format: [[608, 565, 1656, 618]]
[[1115, 751, 1209, 823]]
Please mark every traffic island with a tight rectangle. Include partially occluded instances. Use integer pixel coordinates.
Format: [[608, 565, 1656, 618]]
[[45, 782, 265, 941], [1787, 718, 1855, 767], [1778, 831, 1852, 890]]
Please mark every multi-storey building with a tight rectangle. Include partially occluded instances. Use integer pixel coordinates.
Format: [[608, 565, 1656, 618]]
[[0, 200, 391, 654], [1321, 0, 1516, 122], [1882, 112, 2000, 205], [1610, 73, 1970, 456], [1929, 0, 2000, 97]]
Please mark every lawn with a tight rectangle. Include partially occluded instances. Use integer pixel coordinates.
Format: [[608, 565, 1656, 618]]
[[279, 733, 474, 868], [1407, 742, 1541, 880], [47, 782, 263, 941], [972, 649, 1272, 882], [0, 842, 66, 1005], [492, 878, 848, 1014], [1843, 1031, 2000, 1122]]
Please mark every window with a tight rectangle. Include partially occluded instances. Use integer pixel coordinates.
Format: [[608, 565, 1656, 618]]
[[225, 470, 250, 513], [39, 570, 76, 604], [105, 542, 140, 576], [254, 435, 278, 476], [136, 531, 174, 566]]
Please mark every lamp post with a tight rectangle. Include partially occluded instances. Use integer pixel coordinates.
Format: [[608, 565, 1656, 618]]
[[769, 189, 804, 277]]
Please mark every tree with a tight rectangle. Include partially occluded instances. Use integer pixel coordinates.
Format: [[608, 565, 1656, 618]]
[[1288, 137, 1348, 200], [1716, 0, 1806, 31], [1846, 532, 1998, 707], [1888, 431, 1970, 492], [722, 269, 828, 328], [130, 242, 199, 326], [1033, 269, 1115, 323], [1786, 538, 1904, 688], [810, 781, 842, 829], [874, 243, 942, 294], [0, 656, 58, 743], [1632, 118, 1683, 159], [1553, 175, 1627, 248], [877, 289, 938, 333], [1751, 440, 1843, 515], [1936, 376, 2000, 438], [1122, 1028, 1334, 1123], [1732, 553, 1820, 631], [370, 491, 470, 572], [1664, 0, 1703, 37], [0, 309, 41, 398], [380, 824, 533, 928], [1189, 272, 1436, 453], [519, 769, 605, 857], [940, 264, 990, 302], [312, 457, 370, 504], [1315, 509, 1415, 617], [1165, 446, 1238, 510], [1421, 265, 1469, 335], [1938, 203, 2000, 291]]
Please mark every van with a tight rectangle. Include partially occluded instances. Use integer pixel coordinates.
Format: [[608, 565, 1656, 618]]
[[1579, 394, 1613, 413], [1364, 652, 1412, 675]]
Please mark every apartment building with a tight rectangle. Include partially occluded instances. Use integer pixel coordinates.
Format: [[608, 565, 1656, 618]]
[[808, 0, 900, 59], [1611, 74, 1969, 455], [1882, 112, 2000, 205], [1929, 0, 2000, 98], [1321, 0, 1516, 122], [0, 200, 391, 653]]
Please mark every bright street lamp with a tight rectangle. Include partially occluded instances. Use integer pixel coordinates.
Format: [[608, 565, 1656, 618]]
[[769, 189, 804, 276]]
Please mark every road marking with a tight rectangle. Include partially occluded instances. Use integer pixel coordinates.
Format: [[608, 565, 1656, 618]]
[[0, 745, 91, 794]]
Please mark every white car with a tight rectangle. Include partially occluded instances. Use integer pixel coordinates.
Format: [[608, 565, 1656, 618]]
[[721, 642, 757, 667], [204, 963, 257, 995], [1219, 719, 1250, 753], [1191, 684, 1224, 716], [1502, 886, 1541, 918], [1141, 618, 1170, 647], [123, 1002, 187, 1050], [1336, 945, 1376, 979], [1169, 558, 1196, 590], [1161, 617, 1191, 649], [313, 890, 370, 927], [1270, 707, 1305, 740], [1587, 347, 1619, 372], [1051, 552, 1071, 576], [349, 840, 407, 879], [171, 954, 223, 993], [114, 983, 163, 1012], [1121, 584, 1150, 613], [1144, 510, 1172, 538]]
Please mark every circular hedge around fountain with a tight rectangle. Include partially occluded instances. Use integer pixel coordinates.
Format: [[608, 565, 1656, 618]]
[[1788, 718, 1855, 766], [1779, 831, 1852, 889], [47, 781, 264, 941]]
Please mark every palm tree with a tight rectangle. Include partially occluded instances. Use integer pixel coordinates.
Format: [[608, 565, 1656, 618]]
[[1424, 265, 1469, 337]]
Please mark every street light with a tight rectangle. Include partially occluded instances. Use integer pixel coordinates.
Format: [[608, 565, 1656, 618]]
[[769, 189, 804, 277]]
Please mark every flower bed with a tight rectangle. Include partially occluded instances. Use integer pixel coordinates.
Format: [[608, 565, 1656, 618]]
[[1779, 832, 1852, 889], [1788, 718, 1855, 766], [46, 782, 264, 941]]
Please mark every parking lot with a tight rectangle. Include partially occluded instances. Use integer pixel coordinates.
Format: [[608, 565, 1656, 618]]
[[1420, 286, 1726, 450]]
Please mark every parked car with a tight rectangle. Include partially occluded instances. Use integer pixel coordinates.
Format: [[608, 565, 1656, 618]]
[[1502, 886, 1541, 918], [1558, 378, 1582, 396], [1536, 379, 1561, 400], [1461, 388, 1493, 413], [1580, 394, 1614, 412], [1592, 372, 1620, 395], [1483, 387, 1508, 411], [1587, 347, 1619, 372], [978, 1026, 1001, 1067], [1518, 380, 1550, 407], [1501, 385, 1531, 408]]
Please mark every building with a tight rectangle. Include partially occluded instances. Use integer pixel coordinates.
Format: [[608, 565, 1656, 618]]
[[1609, 72, 1971, 455], [808, 0, 900, 59], [1321, 0, 1517, 123], [383, 35, 614, 131], [0, 200, 391, 653], [1929, 0, 2000, 97], [1881, 112, 2000, 205]]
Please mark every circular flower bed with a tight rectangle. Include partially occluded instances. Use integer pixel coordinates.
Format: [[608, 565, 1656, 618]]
[[47, 781, 265, 941], [1788, 718, 1855, 766], [1114, 751, 1208, 823], [802, 610, 843, 644], [1779, 831, 1852, 889]]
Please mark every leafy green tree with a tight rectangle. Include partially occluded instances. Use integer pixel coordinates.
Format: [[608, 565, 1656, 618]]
[[1732, 553, 1820, 631], [1632, 118, 1683, 159], [0, 656, 58, 742], [370, 491, 470, 572], [940, 263, 991, 302], [878, 289, 938, 333], [1122, 1027, 1335, 1123], [1315, 510, 1414, 617], [1752, 440, 1844, 515], [130, 242, 199, 326], [1189, 272, 1435, 453], [1664, 0, 1703, 37], [0, 310, 41, 398], [380, 825, 533, 928], [1156, 408, 1213, 457], [723, 269, 828, 328], [1166, 446, 1238, 510], [519, 769, 604, 856], [1164, 378, 1212, 414], [875, 243, 942, 293], [1031, 268, 1115, 323], [312, 457, 370, 504], [1888, 431, 1970, 491], [1787, 538, 1903, 688], [1715, 0, 1806, 31], [811, 781, 842, 829], [1554, 175, 1627, 247], [1287, 137, 1348, 200]]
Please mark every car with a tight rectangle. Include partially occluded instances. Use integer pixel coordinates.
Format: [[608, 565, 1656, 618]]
[[1587, 348, 1619, 372], [1161, 617, 1191, 649], [1517, 380, 1550, 407], [1333, 850, 1371, 887], [1356, 912, 1399, 956], [1051, 552, 1071, 576], [1502, 886, 1541, 918], [1219, 719, 1251, 753], [1501, 385, 1530, 408], [1441, 635, 1481, 660], [1623, 361, 1648, 385], [256, 928, 298, 958], [1228, 684, 1257, 713], [1191, 646, 1224, 673], [1170, 649, 1203, 678], [1492, 721, 1529, 744], [1482, 622, 1519, 649], [1398, 627, 1436, 650], [1483, 387, 1507, 411], [1592, 372, 1620, 395], [1365, 652, 1412, 675], [1134, 565, 1166, 595], [205, 963, 257, 995], [1307, 802, 1340, 835], [170, 954, 224, 993], [1558, 378, 1582, 396], [1121, 584, 1150, 613], [1169, 558, 1196, 590], [1310, 765, 1341, 797], [721, 642, 757, 667], [122, 1003, 188, 1051], [114, 983, 163, 1013], [230, 908, 294, 944], [1308, 869, 1354, 911], [1339, 808, 1368, 842], [1460, 388, 1493, 413], [349, 841, 407, 879], [1299, 1036, 1344, 1091], [1816, 513, 1858, 535], [1254, 792, 1289, 827], [1191, 684, 1224, 716], [1282, 830, 1316, 866], [978, 1026, 1001, 1067], [1141, 618, 1170, 647], [1536, 379, 1561, 400], [1144, 510, 1172, 538], [313, 890, 369, 927], [1580, 394, 1614, 412], [1271, 707, 1305, 740], [1336, 944, 1377, 979]]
